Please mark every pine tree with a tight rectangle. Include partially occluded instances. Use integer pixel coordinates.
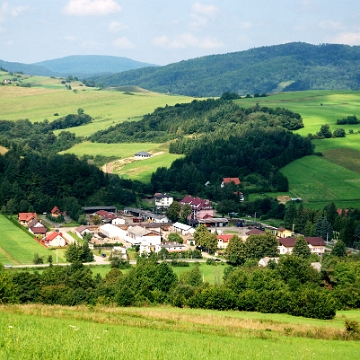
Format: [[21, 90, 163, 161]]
[[331, 240, 347, 257], [294, 203, 307, 234], [284, 201, 297, 230], [293, 235, 311, 258]]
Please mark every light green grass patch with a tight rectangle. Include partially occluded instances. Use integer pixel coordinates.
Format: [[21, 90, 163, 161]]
[[236, 90, 360, 136], [0, 215, 65, 264], [281, 155, 360, 204], [114, 152, 183, 183]]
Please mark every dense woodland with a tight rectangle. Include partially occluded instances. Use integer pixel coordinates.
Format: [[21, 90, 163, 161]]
[[89, 42, 360, 96]]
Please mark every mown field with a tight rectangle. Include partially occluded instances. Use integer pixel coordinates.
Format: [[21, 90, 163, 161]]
[[237, 90, 360, 136], [0, 304, 360, 360], [0, 76, 198, 137], [0, 214, 65, 265]]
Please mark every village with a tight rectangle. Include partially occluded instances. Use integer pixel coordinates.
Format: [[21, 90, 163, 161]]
[[16, 179, 327, 266]]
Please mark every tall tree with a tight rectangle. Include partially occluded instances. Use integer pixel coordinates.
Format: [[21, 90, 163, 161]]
[[245, 233, 278, 260], [293, 235, 311, 259], [331, 240, 347, 257], [166, 201, 181, 223], [225, 235, 247, 265], [283, 201, 297, 230]]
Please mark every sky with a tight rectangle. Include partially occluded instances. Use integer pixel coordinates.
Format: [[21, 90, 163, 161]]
[[1, 0, 360, 66]]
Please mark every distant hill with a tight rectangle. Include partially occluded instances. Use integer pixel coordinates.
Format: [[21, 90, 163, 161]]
[[34, 55, 156, 77], [0, 55, 156, 78], [89, 42, 360, 96]]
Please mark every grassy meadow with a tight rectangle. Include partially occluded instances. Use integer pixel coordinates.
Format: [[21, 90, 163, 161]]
[[1, 304, 360, 359], [0, 214, 65, 265], [0, 76, 198, 137], [237, 90, 360, 136]]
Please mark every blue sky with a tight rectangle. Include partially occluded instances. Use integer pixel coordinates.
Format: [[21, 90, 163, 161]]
[[1, 0, 360, 65]]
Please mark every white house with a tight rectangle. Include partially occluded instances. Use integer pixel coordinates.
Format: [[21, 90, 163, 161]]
[[134, 151, 152, 159], [216, 234, 232, 249], [43, 232, 66, 247], [171, 222, 195, 235], [99, 224, 126, 241], [258, 257, 279, 267], [155, 242, 186, 253], [112, 217, 126, 225], [75, 225, 93, 239], [154, 193, 174, 209]]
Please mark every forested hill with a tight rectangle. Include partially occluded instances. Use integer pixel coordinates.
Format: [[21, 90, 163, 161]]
[[89, 42, 360, 96]]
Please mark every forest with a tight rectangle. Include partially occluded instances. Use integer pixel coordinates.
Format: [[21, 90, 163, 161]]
[[88, 42, 360, 96]]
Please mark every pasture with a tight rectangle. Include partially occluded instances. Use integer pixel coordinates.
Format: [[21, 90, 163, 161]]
[[0, 304, 360, 359], [281, 155, 360, 208], [237, 90, 360, 136], [0, 77, 198, 137], [0, 215, 65, 265]]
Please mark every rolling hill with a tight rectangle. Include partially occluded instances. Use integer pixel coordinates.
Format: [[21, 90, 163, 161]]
[[0, 55, 156, 78], [89, 42, 360, 96]]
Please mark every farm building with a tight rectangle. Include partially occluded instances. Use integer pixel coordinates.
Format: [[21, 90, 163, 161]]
[[98, 224, 126, 241]]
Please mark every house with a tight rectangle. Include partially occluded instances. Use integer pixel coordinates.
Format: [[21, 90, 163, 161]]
[[221, 177, 241, 188], [134, 151, 152, 159], [180, 195, 214, 220], [277, 227, 293, 238], [28, 219, 47, 237], [155, 242, 186, 253], [246, 228, 266, 236], [216, 234, 232, 249], [51, 206, 62, 218], [112, 217, 126, 225], [305, 237, 326, 255], [127, 226, 161, 247], [196, 217, 229, 228], [75, 225, 94, 239], [95, 210, 117, 223], [18, 212, 37, 226], [154, 193, 174, 209], [278, 237, 296, 254], [111, 246, 127, 259], [98, 224, 126, 241], [258, 257, 279, 267], [43, 232, 66, 247], [172, 222, 195, 236]]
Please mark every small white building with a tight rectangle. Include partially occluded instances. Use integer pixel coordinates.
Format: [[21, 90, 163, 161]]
[[134, 151, 152, 159], [75, 225, 93, 239], [155, 242, 186, 253], [258, 257, 279, 267], [99, 224, 126, 241], [172, 222, 195, 235], [112, 217, 126, 225], [43, 232, 66, 247], [154, 193, 174, 209]]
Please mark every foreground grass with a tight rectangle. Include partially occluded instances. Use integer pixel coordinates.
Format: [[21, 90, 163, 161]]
[[1, 305, 360, 360]]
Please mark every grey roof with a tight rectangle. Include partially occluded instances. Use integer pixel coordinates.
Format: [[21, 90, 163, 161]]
[[198, 218, 229, 224], [135, 151, 151, 156]]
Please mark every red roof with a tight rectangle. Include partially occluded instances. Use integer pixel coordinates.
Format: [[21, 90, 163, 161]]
[[96, 210, 116, 219], [216, 234, 233, 243], [18, 212, 37, 222], [46, 232, 64, 241], [278, 238, 297, 247], [180, 196, 212, 210], [246, 228, 265, 235], [51, 206, 60, 214], [222, 177, 241, 185], [30, 226, 47, 234], [305, 237, 325, 246]]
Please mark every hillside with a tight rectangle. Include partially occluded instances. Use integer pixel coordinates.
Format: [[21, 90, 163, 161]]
[[89, 42, 360, 96], [34, 55, 156, 77], [0, 55, 156, 78]]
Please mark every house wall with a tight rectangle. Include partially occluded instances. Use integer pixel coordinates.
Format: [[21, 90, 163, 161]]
[[48, 236, 66, 247]]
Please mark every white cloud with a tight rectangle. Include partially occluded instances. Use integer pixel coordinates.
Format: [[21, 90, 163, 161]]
[[0, 2, 9, 22], [5, 40, 12, 45], [113, 36, 135, 49], [333, 31, 360, 45], [82, 40, 105, 49], [191, 2, 219, 19], [108, 21, 127, 33], [240, 22, 252, 29], [152, 33, 223, 50], [11, 5, 28, 17], [58, 35, 77, 42], [319, 20, 344, 30], [64, 0, 122, 16]]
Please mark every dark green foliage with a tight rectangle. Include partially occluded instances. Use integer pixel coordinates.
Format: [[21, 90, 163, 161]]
[[245, 233, 279, 260], [65, 243, 94, 263], [89, 42, 360, 96], [317, 124, 332, 138], [331, 240, 347, 257], [336, 115, 359, 125], [293, 236, 311, 259], [333, 128, 346, 137]]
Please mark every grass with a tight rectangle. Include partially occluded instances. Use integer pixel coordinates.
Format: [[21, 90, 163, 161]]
[[1, 304, 360, 359], [236, 90, 360, 136], [0, 77, 198, 137], [0, 214, 66, 265]]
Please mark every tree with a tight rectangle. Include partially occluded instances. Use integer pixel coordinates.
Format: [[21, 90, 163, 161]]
[[333, 128, 345, 137], [193, 224, 209, 246], [294, 203, 307, 234], [166, 201, 181, 223], [77, 108, 84, 115], [180, 204, 192, 224], [318, 124, 332, 138], [293, 235, 311, 258], [314, 216, 333, 241], [225, 235, 247, 265], [91, 214, 102, 225], [168, 232, 183, 243], [331, 240, 347, 257], [283, 201, 297, 230], [245, 233, 279, 260], [179, 264, 202, 286]]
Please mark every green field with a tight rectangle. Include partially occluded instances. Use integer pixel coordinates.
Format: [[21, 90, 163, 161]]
[[0, 77, 198, 137], [1, 304, 360, 359], [237, 90, 360, 136], [281, 155, 360, 207], [0, 215, 65, 265]]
